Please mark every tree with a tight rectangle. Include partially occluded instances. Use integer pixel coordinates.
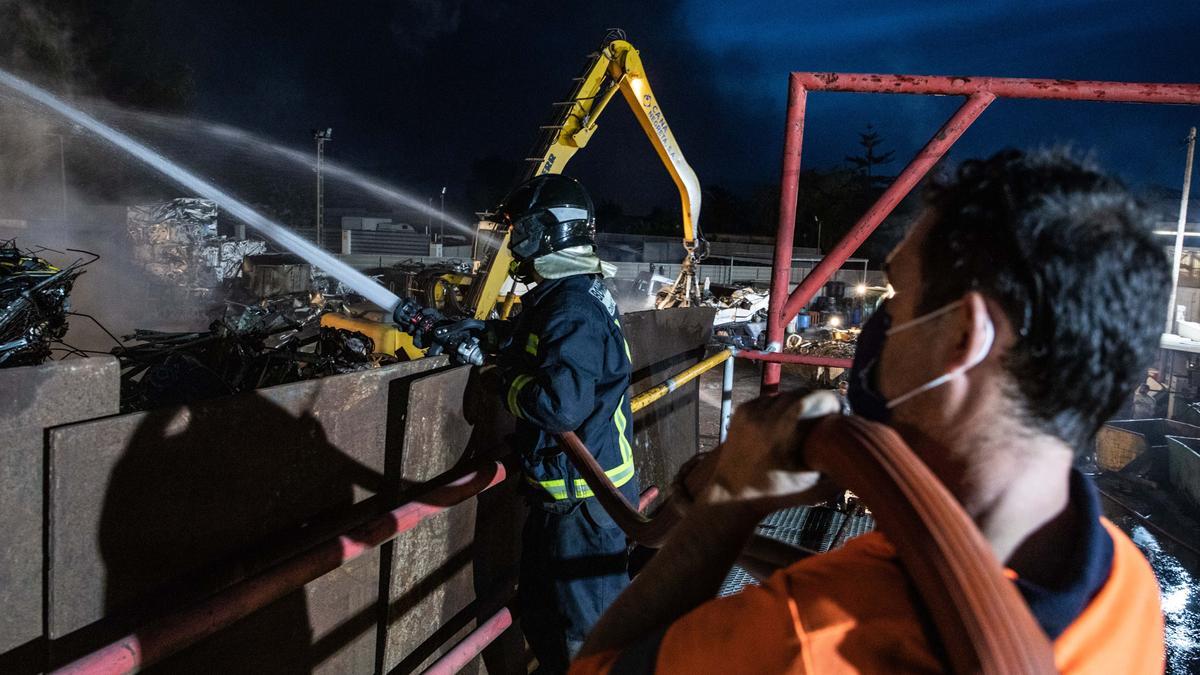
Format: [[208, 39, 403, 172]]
[[845, 124, 894, 185]]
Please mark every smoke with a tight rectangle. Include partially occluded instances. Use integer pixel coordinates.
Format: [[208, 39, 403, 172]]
[[0, 1, 79, 90], [0, 204, 214, 358], [85, 102, 478, 235]]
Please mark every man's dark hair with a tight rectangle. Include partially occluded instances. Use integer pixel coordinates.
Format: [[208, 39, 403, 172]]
[[918, 148, 1170, 451]]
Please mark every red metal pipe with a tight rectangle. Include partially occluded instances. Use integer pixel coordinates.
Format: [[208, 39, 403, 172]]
[[420, 608, 513, 675], [791, 72, 1200, 105], [736, 350, 853, 369], [762, 76, 809, 393], [52, 463, 507, 675], [638, 486, 660, 513], [781, 92, 995, 321]]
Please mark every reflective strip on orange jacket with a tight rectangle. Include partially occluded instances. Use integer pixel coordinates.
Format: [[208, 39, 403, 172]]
[[572, 518, 1163, 674]]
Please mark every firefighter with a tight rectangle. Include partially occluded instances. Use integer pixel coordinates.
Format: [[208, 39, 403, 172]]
[[484, 174, 638, 674]]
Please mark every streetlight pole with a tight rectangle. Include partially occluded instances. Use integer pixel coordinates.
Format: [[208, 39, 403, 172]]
[[312, 128, 333, 249], [1167, 127, 1197, 335], [439, 186, 446, 245], [56, 133, 66, 221]]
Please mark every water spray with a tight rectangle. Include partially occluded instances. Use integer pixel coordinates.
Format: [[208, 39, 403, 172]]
[[0, 68, 402, 312], [94, 103, 478, 237]]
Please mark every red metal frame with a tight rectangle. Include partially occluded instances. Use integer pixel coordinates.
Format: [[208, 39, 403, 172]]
[[756, 72, 1200, 393], [422, 608, 513, 675], [53, 463, 507, 675]]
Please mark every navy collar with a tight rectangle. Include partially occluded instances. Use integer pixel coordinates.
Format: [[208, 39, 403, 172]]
[[1012, 469, 1113, 639]]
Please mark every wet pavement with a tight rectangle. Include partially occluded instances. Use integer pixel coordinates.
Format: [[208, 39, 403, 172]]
[[1102, 501, 1200, 673]]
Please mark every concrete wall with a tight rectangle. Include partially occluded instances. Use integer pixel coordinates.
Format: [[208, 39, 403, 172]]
[[0, 308, 712, 674], [0, 359, 120, 659]]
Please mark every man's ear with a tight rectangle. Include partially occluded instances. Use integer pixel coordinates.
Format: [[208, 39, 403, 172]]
[[947, 291, 995, 372]]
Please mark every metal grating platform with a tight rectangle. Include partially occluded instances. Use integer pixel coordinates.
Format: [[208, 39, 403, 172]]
[[719, 505, 876, 597]]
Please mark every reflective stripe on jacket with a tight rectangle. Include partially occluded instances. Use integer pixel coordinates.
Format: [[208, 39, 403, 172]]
[[499, 274, 637, 503]]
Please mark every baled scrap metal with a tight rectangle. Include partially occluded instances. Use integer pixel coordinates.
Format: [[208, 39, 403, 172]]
[[126, 198, 266, 292], [242, 253, 312, 298]]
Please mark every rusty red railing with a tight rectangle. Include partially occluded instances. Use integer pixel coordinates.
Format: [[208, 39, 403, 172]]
[[757, 72, 1200, 392], [421, 608, 514, 675], [53, 463, 507, 675]]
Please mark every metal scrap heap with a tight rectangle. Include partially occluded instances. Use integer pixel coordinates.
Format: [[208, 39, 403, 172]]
[[0, 241, 89, 367], [785, 330, 859, 361], [115, 294, 395, 412]]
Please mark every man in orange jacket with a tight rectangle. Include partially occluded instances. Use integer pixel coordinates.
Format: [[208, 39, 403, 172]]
[[572, 149, 1167, 674]]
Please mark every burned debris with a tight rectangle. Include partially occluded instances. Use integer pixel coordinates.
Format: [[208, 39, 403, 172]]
[[115, 251, 396, 412], [0, 240, 93, 367], [115, 315, 394, 412]]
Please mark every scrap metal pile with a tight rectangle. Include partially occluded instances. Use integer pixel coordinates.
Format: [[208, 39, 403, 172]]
[[0, 241, 92, 367], [113, 224, 407, 411], [706, 285, 770, 350], [785, 329, 859, 361], [115, 292, 396, 412]]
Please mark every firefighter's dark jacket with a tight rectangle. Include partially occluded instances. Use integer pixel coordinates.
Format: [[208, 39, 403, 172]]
[[495, 274, 637, 504]]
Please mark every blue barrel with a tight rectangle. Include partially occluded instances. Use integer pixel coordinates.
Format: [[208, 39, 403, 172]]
[[850, 307, 863, 326], [795, 313, 812, 330]]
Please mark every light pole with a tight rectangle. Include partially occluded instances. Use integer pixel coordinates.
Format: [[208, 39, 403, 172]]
[[439, 186, 447, 244], [312, 127, 333, 248], [1167, 127, 1197, 335]]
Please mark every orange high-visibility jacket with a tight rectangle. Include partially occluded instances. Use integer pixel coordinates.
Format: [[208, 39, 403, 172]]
[[574, 506, 1163, 674]]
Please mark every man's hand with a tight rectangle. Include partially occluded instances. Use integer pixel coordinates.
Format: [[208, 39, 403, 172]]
[[701, 390, 842, 515]]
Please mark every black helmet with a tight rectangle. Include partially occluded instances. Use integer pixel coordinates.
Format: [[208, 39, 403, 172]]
[[498, 175, 596, 262]]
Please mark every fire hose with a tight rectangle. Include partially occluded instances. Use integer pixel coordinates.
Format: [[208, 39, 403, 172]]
[[556, 413, 1056, 674]]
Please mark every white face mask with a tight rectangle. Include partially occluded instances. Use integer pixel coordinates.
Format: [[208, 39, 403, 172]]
[[884, 299, 995, 409]]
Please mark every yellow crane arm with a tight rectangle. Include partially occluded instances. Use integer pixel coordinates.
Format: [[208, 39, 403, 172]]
[[528, 37, 703, 250], [470, 32, 704, 319]]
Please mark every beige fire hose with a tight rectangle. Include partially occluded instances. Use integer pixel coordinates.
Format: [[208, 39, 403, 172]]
[[558, 411, 1057, 674]]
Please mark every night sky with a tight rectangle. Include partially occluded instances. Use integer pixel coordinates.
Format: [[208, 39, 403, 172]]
[[8, 0, 1200, 223]]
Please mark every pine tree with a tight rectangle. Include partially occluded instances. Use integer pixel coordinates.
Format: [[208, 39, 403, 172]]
[[845, 124, 895, 183]]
